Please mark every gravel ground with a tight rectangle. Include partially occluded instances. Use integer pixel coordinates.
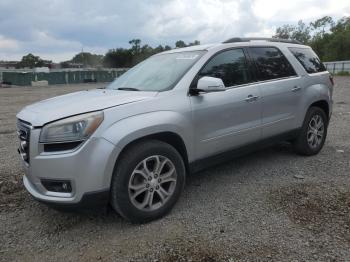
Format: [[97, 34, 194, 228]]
[[0, 78, 350, 261]]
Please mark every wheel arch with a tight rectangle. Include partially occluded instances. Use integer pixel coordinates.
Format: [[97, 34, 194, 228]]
[[309, 100, 329, 121], [113, 132, 190, 176]]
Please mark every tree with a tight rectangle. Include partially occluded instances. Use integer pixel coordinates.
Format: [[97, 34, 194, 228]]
[[310, 16, 334, 36], [101, 39, 203, 68], [273, 25, 296, 39], [16, 53, 51, 68], [188, 40, 200, 46], [273, 16, 350, 61], [175, 40, 200, 48], [71, 52, 103, 67], [129, 39, 141, 56], [103, 48, 133, 68], [273, 20, 311, 43], [175, 40, 186, 48], [164, 45, 172, 51], [322, 17, 350, 61], [293, 20, 311, 44]]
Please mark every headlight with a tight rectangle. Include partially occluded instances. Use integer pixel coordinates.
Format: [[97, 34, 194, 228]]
[[40, 111, 104, 143]]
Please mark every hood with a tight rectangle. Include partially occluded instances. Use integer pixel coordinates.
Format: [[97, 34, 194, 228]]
[[17, 89, 157, 126]]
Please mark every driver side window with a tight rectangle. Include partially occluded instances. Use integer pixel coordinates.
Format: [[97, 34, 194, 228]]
[[199, 49, 252, 88]]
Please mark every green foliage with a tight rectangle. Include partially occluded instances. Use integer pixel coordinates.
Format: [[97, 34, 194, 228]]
[[103, 48, 133, 68], [322, 17, 350, 61], [16, 53, 52, 69], [274, 16, 350, 62], [71, 52, 103, 67], [103, 39, 200, 68], [310, 16, 334, 36], [16, 39, 201, 69], [273, 21, 311, 43], [175, 40, 186, 48], [274, 25, 295, 40], [336, 71, 350, 76]]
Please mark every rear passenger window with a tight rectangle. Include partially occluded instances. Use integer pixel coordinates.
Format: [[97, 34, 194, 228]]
[[249, 47, 296, 81], [199, 49, 252, 87], [288, 47, 326, 74]]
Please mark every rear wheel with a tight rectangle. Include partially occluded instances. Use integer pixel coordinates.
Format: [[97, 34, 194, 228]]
[[110, 140, 186, 223], [293, 106, 328, 156]]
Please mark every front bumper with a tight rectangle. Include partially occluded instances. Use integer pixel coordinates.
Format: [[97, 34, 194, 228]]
[[24, 176, 110, 208], [20, 126, 120, 206]]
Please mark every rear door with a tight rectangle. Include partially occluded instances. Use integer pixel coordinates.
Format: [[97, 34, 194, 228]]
[[247, 46, 302, 138], [190, 48, 262, 160], [288, 47, 333, 122]]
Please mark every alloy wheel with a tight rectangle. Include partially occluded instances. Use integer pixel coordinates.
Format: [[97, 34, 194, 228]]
[[307, 114, 324, 149], [128, 155, 177, 211]]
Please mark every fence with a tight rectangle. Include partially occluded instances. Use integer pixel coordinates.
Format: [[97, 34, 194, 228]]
[[0, 69, 127, 86], [324, 61, 350, 74]]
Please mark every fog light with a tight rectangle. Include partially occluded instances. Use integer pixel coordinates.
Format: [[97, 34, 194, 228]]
[[41, 179, 72, 193]]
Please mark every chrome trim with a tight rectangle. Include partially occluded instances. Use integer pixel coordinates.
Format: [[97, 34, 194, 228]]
[[39, 139, 85, 145], [17, 119, 31, 164], [17, 119, 34, 130]]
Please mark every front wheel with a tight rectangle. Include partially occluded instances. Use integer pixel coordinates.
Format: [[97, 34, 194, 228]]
[[293, 106, 328, 156], [110, 140, 186, 223]]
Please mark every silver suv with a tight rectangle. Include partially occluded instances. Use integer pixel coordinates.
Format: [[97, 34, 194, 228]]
[[17, 38, 333, 222]]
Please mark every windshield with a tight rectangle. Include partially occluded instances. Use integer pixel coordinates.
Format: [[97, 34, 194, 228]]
[[107, 51, 205, 92]]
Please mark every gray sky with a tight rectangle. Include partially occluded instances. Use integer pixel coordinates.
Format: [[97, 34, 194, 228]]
[[1, 0, 349, 62]]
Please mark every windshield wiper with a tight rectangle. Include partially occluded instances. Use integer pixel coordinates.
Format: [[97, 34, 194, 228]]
[[117, 87, 140, 91]]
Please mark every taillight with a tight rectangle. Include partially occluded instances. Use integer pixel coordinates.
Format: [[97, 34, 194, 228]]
[[329, 75, 334, 86]]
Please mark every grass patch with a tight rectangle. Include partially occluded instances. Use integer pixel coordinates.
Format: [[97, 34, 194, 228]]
[[336, 71, 350, 76]]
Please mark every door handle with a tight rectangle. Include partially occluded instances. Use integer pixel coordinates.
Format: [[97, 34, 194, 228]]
[[245, 95, 259, 102], [292, 86, 301, 92]]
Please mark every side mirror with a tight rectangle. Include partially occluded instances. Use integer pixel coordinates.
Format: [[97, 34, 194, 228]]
[[196, 76, 225, 93]]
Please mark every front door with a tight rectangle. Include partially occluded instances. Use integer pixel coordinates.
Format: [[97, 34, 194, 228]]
[[190, 48, 262, 160]]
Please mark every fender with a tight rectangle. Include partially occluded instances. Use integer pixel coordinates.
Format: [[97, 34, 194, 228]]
[[101, 111, 195, 162], [297, 82, 331, 127]]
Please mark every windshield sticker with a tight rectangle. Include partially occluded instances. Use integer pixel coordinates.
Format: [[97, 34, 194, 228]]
[[176, 54, 199, 60]]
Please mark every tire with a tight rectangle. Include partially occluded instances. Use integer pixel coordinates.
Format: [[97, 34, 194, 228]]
[[293, 106, 328, 156], [110, 140, 186, 223]]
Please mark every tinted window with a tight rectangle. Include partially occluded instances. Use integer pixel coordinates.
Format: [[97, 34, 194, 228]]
[[199, 49, 252, 87], [249, 47, 296, 81], [288, 47, 326, 73]]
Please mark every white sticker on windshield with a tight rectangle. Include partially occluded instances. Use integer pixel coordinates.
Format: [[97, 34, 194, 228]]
[[176, 54, 199, 60]]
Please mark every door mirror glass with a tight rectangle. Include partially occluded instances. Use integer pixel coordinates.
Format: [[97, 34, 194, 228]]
[[197, 76, 225, 93]]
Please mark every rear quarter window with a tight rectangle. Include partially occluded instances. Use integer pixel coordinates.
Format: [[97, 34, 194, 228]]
[[248, 47, 297, 81], [288, 47, 326, 74]]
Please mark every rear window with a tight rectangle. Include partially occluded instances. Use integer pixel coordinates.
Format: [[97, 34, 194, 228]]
[[249, 47, 297, 81], [288, 47, 326, 74]]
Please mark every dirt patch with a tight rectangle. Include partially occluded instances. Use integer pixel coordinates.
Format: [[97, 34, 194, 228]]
[[160, 244, 220, 262], [270, 183, 350, 241], [40, 212, 89, 235], [0, 129, 15, 135], [0, 173, 26, 209], [0, 178, 22, 195], [140, 238, 281, 262]]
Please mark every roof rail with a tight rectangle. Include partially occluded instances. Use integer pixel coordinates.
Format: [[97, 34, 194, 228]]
[[222, 37, 302, 45]]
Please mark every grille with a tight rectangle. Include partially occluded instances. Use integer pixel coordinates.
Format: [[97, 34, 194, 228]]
[[17, 119, 31, 164]]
